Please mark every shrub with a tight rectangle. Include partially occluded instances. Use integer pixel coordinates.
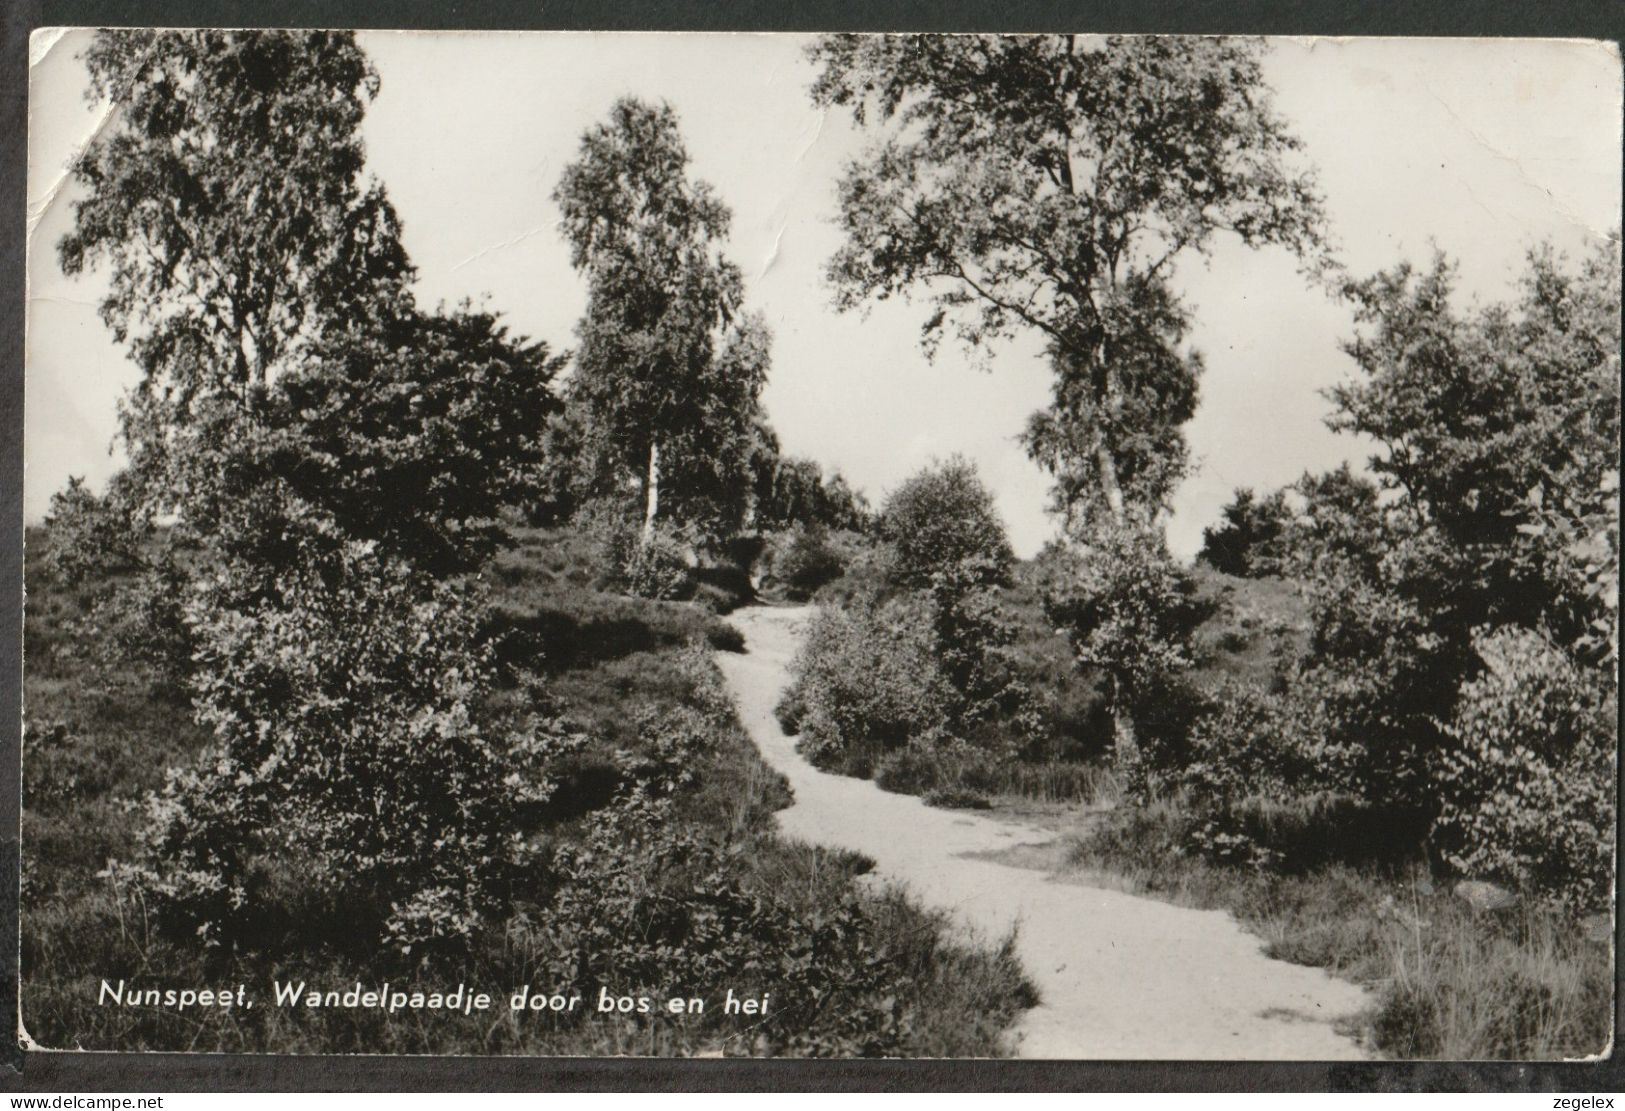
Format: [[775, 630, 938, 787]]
[[1433, 626, 1615, 912], [705, 622, 746, 653], [924, 569, 1037, 736], [1177, 684, 1326, 807], [116, 543, 582, 953], [873, 736, 1000, 798], [878, 456, 1013, 590], [91, 555, 195, 685], [624, 528, 694, 601], [772, 524, 845, 601], [1037, 520, 1208, 762], [516, 642, 1027, 1058], [923, 786, 993, 810], [777, 599, 953, 774], [1199, 486, 1292, 577], [579, 499, 695, 600], [578, 497, 643, 586]]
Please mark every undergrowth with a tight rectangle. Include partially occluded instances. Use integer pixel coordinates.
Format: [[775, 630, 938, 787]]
[[22, 524, 1034, 1056]]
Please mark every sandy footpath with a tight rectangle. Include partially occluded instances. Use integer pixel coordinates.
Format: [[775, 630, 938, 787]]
[[715, 604, 1372, 1060]]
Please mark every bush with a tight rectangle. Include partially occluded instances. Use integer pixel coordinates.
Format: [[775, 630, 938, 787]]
[[874, 737, 1000, 799], [1037, 520, 1208, 762], [878, 456, 1013, 590], [515, 642, 1028, 1058], [115, 543, 581, 953], [924, 571, 1038, 737], [624, 529, 694, 601], [923, 786, 993, 810], [771, 525, 845, 601], [579, 499, 694, 600], [1176, 683, 1333, 806], [578, 497, 642, 586], [1433, 626, 1615, 912], [91, 556, 195, 685], [777, 599, 953, 774]]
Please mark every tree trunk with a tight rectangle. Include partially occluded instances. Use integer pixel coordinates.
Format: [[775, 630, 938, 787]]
[[1096, 441, 1126, 524], [641, 441, 661, 543]]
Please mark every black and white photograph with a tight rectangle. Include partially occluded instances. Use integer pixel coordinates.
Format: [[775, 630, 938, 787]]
[[18, 28, 1621, 1062]]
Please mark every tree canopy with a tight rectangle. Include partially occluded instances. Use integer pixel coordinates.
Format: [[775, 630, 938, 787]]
[[808, 34, 1328, 527], [1291, 240, 1621, 809]]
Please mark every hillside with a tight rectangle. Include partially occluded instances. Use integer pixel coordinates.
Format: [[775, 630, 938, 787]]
[[21, 523, 1033, 1056]]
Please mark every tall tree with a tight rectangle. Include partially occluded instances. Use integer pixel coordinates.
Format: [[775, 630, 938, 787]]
[[1297, 241, 1620, 810], [808, 34, 1329, 528], [60, 30, 572, 949], [554, 97, 771, 544]]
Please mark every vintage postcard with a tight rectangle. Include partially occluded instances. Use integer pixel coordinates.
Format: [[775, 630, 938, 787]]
[[20, 29, 1620, 1060]]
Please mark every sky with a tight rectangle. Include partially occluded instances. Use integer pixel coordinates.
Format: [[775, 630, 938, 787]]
[[24, 31, 1623, 559]]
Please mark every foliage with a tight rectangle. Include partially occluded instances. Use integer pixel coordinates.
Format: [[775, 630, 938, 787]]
[[1037, 520, 1208, 750], [1433, 627, 1615, 913], [922, 567, 1040, 739], [922, 786, 993, 811], [624, 528, 695, 602], [23, 524, 1037, 1055], [1198, 486, 1292, 577], [576, 498, 695, 600], [870, 459, 1036, 736], [754, 454, 871, 533], [766, 524, 846, 602], [1292, 243, 1620, 822], [1331, 247, 1619, 617], [1282, 463, 1386, 579], [777, 599, 954, 775], [140, 306, 561, 579], [873, 736, 1000, 800], [1173, 683, 1371, 869], [37, 475, 144, 586], [809, 33, 1328, 524], [60, 30, 416, 526], [1023, 278, 1203, 526], [555, 97, 771, 542], [115, 543, 581, 953], [91, 553, 197, 685], [267, 307, 564, 574]]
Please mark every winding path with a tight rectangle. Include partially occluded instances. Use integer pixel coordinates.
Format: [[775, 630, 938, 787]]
[[716, 604, 1372, 1060]]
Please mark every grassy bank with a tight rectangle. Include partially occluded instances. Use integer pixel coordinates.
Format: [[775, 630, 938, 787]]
[[21, 524, 1034, 1055]]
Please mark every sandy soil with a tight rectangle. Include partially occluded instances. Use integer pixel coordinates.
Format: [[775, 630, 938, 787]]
[[715, 604, 1373, 1060]]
